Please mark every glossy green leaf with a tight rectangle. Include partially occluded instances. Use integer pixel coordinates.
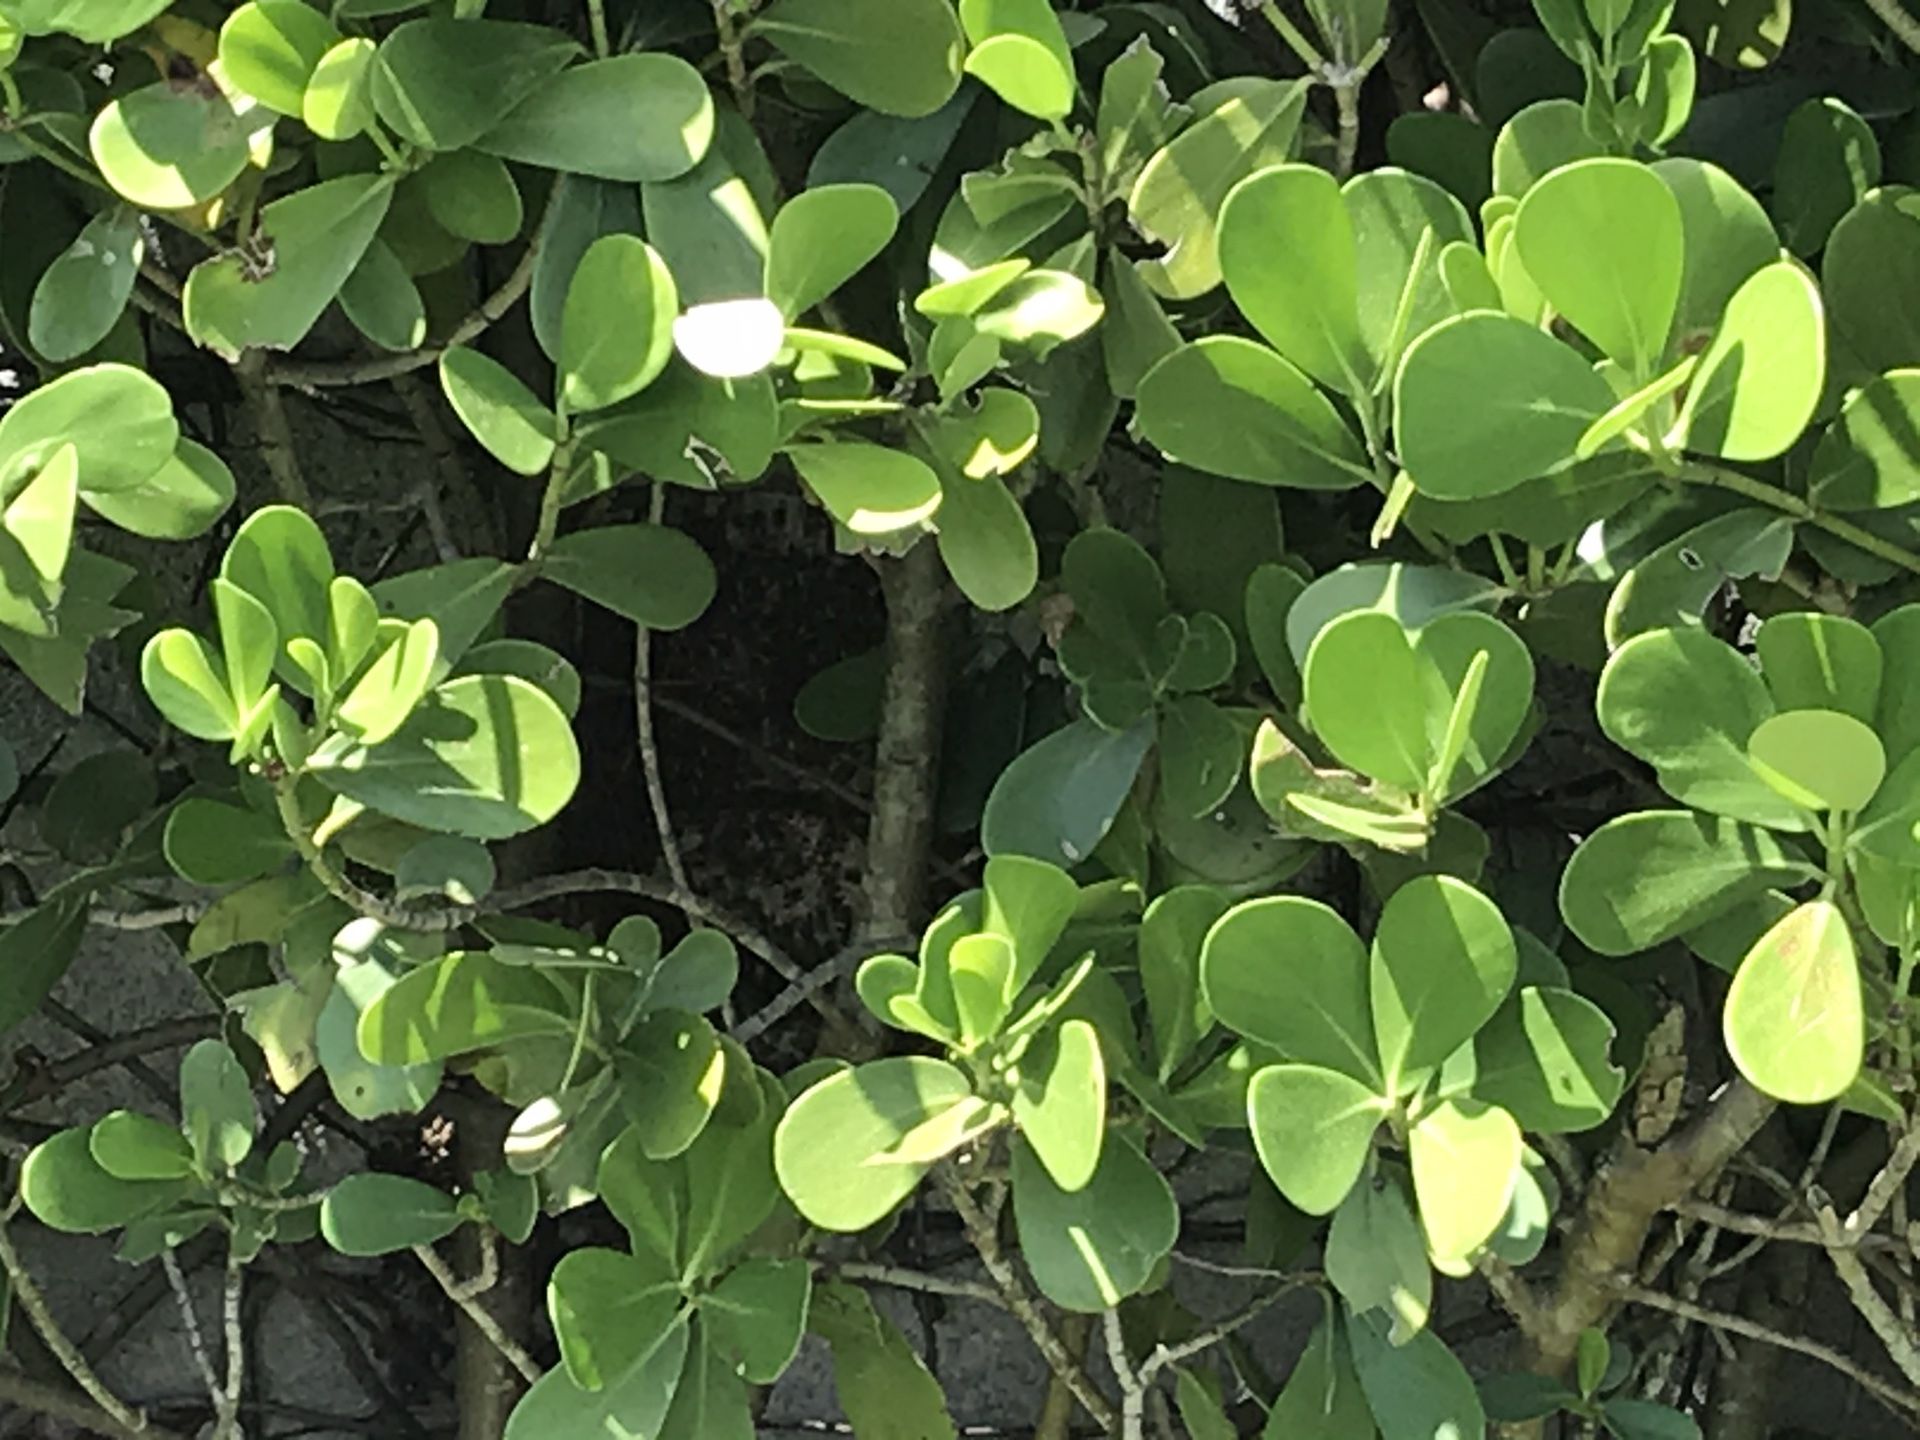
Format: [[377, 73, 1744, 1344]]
[[1809, 369, 1920, 511], [558, 235, 678, 415], [335, 618, 439, 747], [439, 346, 559, 476], [320, 1172, 461, 1255], [0, 362, 176, 495], [1129, 81, 1308, 299], [1824, 187, 1920, 372], [808, 1283, 957, 1440], [339, 240, 427, 353], [421, 151, 523, 245], [1653, 158, 1778, 346], [1136, 337, 1370, 489], [1011, 1018, 1105, 1191], [1748, 709, 1884, 813], [751, 0, 965, 118], [960, 0, 1074, 120], [1010, 1132, 1177, 1312], [933, 462, 1037, 612], [184, 176, 394, 359], [1469, 987, 1625, 1132], [1263, 1301, 1374, 1439], [303, 37, 376, 140], [1774, 98, 1879, 256], [1248, 1064, 1385, 1215], [1219, 164, 1369, 393], [89, 1111, 194, 1182], [1202, 896, 1380, 1085], [981, 716, 1153, 865], [704, 1258, 811, 1383], [1410, 1099, 1521, 1265], [1675, 262, 1823, 461], [550, 1246, 682, 1391], [141, 628, 237, 741], [1598, 626, 1802, 828], [787, 442, 940, 536], [1559, 810, 1813, 955], [163, 797, 291, 886], [1305, 610, 1429, 791], [1139, 885, 1228, 1081], [358, 950, 571, 1066], [618, 1010, 725, 1160], [1723, 898, 1862, 1104], [1325, 1174, 1431, 1342], [1603, 508, 1795, 647], [505, 1321, 688, 1440], [219, 0, 341, 116], [1372, 875, 1516, 1094], [1395, 311, 1615, 498], [89, 83, 256, 209], [773, 1057, 981, 1230], [541, 524, 715, 630], [371, 19, 578, 152], [1756, 613, 1882, 722], [21, 1128, 184, 1234], [766, 184, 899, 319], [29, 207, 143, 364], [1492, 99, 1604, 198], [180, 1039, 256, 1172], [476, 53, 714, 183], [1348, 1311, 1487, 1440]]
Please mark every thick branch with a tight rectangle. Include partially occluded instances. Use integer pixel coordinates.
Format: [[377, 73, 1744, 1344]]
[[1521, 1080, 1776, 1379]]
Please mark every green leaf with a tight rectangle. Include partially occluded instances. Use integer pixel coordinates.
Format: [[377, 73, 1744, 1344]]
[[1598, 626, 1802, 828], [981, 717, 1153, 866], [28, 207, 144, 365], [787, 443, 941, 536], [1603, 1399, 1705, 1440], [773, 1057, 982, 1230], [1346, 167, 1475, 370], [1578, 1329, 1611, 1398], [371, 558, 517, 673], [21, 1128, 184, 1234], [422, 151, 523, 246], [1135, 337, 1370, 489], [180, 1040, 256, 1172], [3, 444, 74, 587], [969, 270, 1104, 356], [557, 236, 677, 413], [335, 619, 439, 747], [1202, 896, 1380, 1085], [1248, 1064, 1385, 1215], [1809, 370, 1920, 511], [550, 1246, 682, 1391], [320, 1172, 461, 1255], [1723, 898, 1862, 1104], [1875, 604, 1920, 761], [932, 463, 1037, 613], [0, 362, 177, 495], [751, 0, 965, 118], [810, 89, 975, 214], [1492, 98, 1603, 198], [371, 18, 578, 152], [1409, 1098, 1521, 1265], [476, 53, 714, 183], [5, 0, 169, 43], [617, 1010, 725, 1160], [1748, 709, 1885, 813], [1773, 98, 1879, 256], [437, 346, 558, 477], [1755, 612, 1881, 721], [88, 82, 257, 209], [1603, 508, 1795, 647], [1469, 987, 1625, 1132], [1559, 810, 1813, 955], [1372, 875, 1516, 1095], [575, 362, 778, 489], [1173, 1369, 1235, 1440], [1824, 187, 1920, 372], [1128, 80, 1308, 299], [703, 1257, 810, 1383], [541, 525, 715, 630], [184, 176, 394, 359], [1674, 262, 1824, 461], [1011, 1018, 1105, 1192], [1632, 33, 1695, 147], [506, 1321, 688, 1440], [809, 1282, 957, 1440], [455, 640, 582, 720], [1158, 695, 1244, 820], [1348, 1311, 1488, 1440], [219, 0, 342, 116], [303, 37, 376, 140], [1010, 1132, 1177, 1312], [1395, 311, 1616, 499], [1303, 611, 1429, 790], [960, 0, 1075, 121], [76, 437, 230, 542], [1326, 1174, 1430, 1342], [657, 1326, 753, 1440], [89, 1111, 194, 1181], [1139, 885, 1229, 1080], [766, 184, 899, 319], [1263, 1301, 1375, 1439], [1653, 158, 1778, 345], [358, 950, 572, 1065], [141, 629, 237, 741], [1219, 164, 1370, 394], [339, 240, 426, 353]]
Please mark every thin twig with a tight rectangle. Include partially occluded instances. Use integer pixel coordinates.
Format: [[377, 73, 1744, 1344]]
[[1847, 1122, 1920, 1243], [389, 372, 466, 563], [412, 1243, 541, 1384], [1616, 1281, 1920, 1418], [0, 1211, 160, 1434], [1862, 0, 1920, 55], [654, 694, 872, 813], [213, 1250, 245, 1440], [939, 1167, 1116, 1431], [1817, 1199, 1920, 1388], [235, 354, 311, 507], [160, 1249, 222, 1407], [729, 934, 911, 1044], [636, 486, 690, 892], [829, 1261, 1007, 1309]]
